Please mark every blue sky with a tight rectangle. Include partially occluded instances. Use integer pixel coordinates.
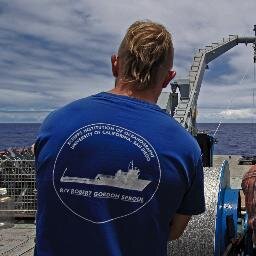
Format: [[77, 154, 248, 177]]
[[0, 0, 256, 123]]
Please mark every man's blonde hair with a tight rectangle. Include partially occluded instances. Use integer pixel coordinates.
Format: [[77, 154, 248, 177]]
[[118, 20, 173, 90]]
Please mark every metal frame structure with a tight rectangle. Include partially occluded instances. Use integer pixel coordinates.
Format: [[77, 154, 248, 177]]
[[158, 28, 256, 136], [0, 159, 36, 217]]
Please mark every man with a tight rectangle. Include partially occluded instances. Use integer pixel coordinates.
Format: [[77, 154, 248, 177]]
[[241, 165, 256, 249], [34, 20, 205, 256]]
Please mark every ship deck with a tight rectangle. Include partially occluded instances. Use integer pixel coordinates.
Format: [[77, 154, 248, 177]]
[[0, 155, 252, 255]]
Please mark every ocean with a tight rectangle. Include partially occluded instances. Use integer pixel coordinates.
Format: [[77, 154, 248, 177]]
[[0, 123, 255, 155]]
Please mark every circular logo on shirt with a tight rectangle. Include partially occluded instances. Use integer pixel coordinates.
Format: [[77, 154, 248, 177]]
[[53, 123, 161, 223]]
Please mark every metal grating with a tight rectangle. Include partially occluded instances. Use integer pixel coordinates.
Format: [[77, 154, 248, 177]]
[[168, 167, 220, 255], [0, 160, 36, 218]]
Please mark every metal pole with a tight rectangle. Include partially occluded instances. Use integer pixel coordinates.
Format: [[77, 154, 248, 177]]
[[253, 25, 256, 63]]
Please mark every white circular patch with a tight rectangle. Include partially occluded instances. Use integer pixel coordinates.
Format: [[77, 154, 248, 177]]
[[53, 123, 161, 224]]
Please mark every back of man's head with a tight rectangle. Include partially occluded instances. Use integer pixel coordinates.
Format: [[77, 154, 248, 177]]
[[118, 20, 173, 91]]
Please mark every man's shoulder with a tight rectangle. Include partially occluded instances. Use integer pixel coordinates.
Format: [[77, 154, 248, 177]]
[[158, 117, 201, 156], [58, 95, 95, 113], [43, 95, 95, 122]]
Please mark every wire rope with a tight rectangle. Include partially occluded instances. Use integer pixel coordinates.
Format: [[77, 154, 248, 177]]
[[212, 65, 252, 137]]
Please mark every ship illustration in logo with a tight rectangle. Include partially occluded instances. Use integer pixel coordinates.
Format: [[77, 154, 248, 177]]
[[60, 161, 151, 191]]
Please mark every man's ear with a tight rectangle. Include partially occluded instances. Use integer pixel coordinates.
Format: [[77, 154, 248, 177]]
[[162, 70, 176, 88], [111, 54, 119, 78]]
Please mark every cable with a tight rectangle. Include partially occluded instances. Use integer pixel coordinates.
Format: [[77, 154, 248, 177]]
[[213, 121, 222, 137], [212, 65, 251, 137]]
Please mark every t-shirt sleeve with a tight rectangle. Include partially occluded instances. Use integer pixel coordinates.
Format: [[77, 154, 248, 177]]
[[176, 156, 205, 215], [34, 110, 56, 162]]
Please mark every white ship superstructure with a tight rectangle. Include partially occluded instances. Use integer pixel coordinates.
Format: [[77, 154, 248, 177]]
[[60, 161, 151, 191]]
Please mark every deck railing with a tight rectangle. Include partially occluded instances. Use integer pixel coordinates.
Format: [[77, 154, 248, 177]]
[[0, 159, 36, 218]]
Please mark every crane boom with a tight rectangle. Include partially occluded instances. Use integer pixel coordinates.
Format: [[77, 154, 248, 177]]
[[157, 31, 256, 136]]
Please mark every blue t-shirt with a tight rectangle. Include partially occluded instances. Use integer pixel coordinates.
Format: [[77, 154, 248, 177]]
[[34, 92, 205, 256]]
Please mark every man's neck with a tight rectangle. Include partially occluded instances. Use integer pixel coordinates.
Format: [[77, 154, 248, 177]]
[[109, 84, 160, 104]]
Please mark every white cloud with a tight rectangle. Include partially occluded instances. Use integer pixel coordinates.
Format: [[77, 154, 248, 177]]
[[197, 78, 256, 109], [1, 0, 256, 122], [0, 111, 49, 123], [219, 108, 256, 120]]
